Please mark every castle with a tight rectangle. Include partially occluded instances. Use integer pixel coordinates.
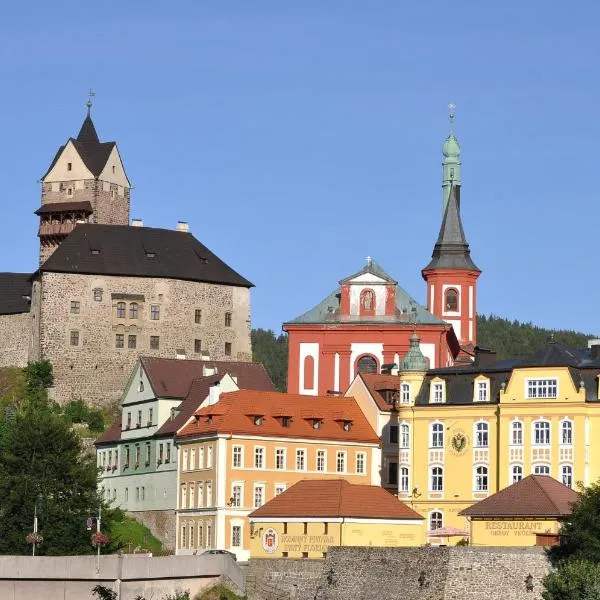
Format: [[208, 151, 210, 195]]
[[0, 106, 253, 406]]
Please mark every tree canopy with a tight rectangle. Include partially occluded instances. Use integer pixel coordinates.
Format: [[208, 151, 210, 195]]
[[0, 362, 116, 555], [251, 328, 288, 391]]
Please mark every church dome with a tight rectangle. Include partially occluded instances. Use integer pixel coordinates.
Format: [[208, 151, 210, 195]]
[[442, 134, 460, 160], [401, 332, 428, 372]]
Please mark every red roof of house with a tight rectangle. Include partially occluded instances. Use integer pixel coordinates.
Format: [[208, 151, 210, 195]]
[[459, 475, 579, 518], [176, 390, 380, 444], [140, 356, 274, 399], [95, 415, 122, 445], [250, 480, 423, 520], [359, 373, 400, 411]]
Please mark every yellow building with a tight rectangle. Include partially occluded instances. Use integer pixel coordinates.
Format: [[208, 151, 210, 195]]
[[460, 474, 579, 546], [346, 339, 600, 545], [174, 390, 380, 560], [249, 479, 424, 558]]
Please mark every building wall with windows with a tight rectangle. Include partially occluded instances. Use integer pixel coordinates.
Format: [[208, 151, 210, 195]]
[[36, 271, 251, 405]]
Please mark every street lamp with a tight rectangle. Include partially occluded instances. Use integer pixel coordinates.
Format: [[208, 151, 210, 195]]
[[32, 493, 43, 557], [87, 504, 103, 573]]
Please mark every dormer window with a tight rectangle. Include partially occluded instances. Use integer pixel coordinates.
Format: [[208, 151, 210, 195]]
[[254, 416, 263, 426], [91, 249, 100, 255], [313, 419, 322, 430], [207, 415, 213, 424], [282, 416, 292, 427], [474, 378, 489, 402], [445, 288, 458, 312], [431, 381, 445, 404], [342, 420, 352, 432]]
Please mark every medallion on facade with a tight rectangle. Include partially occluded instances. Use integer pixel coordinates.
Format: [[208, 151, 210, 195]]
[[450, 430, 469, 456], [262, 528, 279, 553]]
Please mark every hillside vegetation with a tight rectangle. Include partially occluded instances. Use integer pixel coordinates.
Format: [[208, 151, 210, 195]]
[[252, 316, 597, 390]]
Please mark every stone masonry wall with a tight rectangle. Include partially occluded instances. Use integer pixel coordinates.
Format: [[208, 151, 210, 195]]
[[38, 272, 252, 405], [0, 312, 31, 368], [128, 509, 177, 549], [245, 546, 552, 600]]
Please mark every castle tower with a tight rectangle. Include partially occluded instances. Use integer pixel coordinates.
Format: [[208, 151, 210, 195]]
[[422, 108, 480, 356], [37, 100, 131, 264]]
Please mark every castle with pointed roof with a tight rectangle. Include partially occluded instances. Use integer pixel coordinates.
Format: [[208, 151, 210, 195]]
[[283, 119, 481, 396], [0, 108, 253, 405]]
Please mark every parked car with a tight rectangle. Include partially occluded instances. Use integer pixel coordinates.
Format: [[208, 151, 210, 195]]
[[202, 549, 237, 561]]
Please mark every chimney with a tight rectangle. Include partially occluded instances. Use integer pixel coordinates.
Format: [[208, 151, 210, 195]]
[[207, 381, 221, 406], [176, 221, 189, 233], [473, 347, 497, 368], [589, 339, 600, 360], [131, 218, 143, 227]]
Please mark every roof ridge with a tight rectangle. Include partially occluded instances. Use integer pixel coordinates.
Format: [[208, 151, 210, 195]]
[[532, 475, 563, 512]]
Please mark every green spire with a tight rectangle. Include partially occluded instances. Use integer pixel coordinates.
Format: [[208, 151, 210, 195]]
[[401, 332, 428, 372], [442, 103, 461, 213]]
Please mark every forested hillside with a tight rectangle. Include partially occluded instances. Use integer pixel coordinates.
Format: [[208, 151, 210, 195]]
[[252, 316, 597, 391]]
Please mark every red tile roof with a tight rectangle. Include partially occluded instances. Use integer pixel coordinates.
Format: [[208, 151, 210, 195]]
[[95, 415, 122, 445], [176, 390, 380, 444], [140, 356, 274, 399], [250, 480, 423, 520], [460, 475, 580, 518], [359, 373, 400, 411]]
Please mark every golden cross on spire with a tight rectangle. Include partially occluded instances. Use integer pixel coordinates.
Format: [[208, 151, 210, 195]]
[[86, 89, 96, 115]]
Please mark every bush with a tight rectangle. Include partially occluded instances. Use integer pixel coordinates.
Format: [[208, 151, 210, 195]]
[[64, 399, 88, 423], [543, 560, 600, 600], [87, 409, 105, 432]]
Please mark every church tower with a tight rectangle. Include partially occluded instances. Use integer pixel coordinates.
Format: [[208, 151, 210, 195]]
[[422, 107, 480, 357], [37, 98, 131, 264]]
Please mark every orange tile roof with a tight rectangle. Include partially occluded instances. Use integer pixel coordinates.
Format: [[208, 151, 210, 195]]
[[359, 373, 400, 411], [250, 480, 423, 520], [176, 390, 380, 444], [460, 475, 580, 518]]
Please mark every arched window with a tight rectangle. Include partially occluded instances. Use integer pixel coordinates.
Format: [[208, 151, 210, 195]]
[[400, 382, 411, 403], [430, 423, 444, 448], [511, 464, 523, 483], [534, 464, 550, 475], [445, 288, 458, 312], [180, 524, 187, 549], [303, 355, 315, 390], [475, 466, 488, 492], [357, 355, 378, 374], [400, 423, 410, 449], [511, 421, 523, 445], [189, 524, 195, 549], [475, 422, 489, 448], [399, 467, 409, 492], [359, 288, 376, 316], [561, 465, 573, 487], [430, 467, 443, 492], [198, 522, 204, 547], [561, 420, 573, 445], [429, 511, 443, 531], [533, 420, 551, 445], [129, 302, 138, 319], [116, 301, 126, 318]]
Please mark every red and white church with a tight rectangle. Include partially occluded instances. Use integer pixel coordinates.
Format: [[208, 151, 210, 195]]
[[284, 119, 481, 396]]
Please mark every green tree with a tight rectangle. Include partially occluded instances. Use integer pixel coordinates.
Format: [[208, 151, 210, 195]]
[[23, 360, 54, 393], [251, 329, 288, 391], [548, 480, 600, 564], [0, 362, 116, 555], [543, 560, 600, 600]]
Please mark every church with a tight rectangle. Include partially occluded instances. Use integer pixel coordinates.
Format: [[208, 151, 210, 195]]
[[0, 103, 253, 405], [284, 114, 481, 396]]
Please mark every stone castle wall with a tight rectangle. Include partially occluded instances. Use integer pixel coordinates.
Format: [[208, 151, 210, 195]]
[[128, 509, 177, 549], [38, 272, 252, 405], [245, 546, 551, 600], [0, 312, 31, 368]]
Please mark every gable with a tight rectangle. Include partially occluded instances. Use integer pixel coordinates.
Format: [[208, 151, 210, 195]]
[[347, 273, 389, 285], [42, 140, 93, 182], [98, 144, 131, 188]]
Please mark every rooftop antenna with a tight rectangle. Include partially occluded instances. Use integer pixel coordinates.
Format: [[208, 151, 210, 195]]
[[86, 89, 96, 116]]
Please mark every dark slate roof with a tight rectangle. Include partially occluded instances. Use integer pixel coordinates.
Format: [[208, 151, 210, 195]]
[[42, 115, 119, 180], [0, 273, 33, 315], [423, 185, 480, 272], [460, 475, 579, 518], [35, 201, 93, 215], [39, 224, 253, 287]]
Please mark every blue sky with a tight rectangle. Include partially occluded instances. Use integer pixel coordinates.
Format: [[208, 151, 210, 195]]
[[1, 1, 598, 335]]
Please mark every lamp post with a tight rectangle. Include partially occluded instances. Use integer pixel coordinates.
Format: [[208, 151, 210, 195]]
[[32, 493, 42, 557], [87, 504, 103, 574]]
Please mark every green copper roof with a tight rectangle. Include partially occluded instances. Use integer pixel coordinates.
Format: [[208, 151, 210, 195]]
[[284, 261, 446, 326], [401, 332, 429, 371], [443, 133, 461, 160]]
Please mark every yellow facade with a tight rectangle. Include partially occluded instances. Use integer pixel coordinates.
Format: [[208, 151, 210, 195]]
[[250, 519, 424, 558], [348, 360, 599, 546], [176, 435, 378, 559], [468, 518, 559, 547]]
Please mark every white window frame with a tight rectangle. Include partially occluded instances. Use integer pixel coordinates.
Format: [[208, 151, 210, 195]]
[[510, 420, 523, 446], [533, 420, 551, 445], [431, 382, 445, 404], [231, 482, 243, 508], [253, 483, 265, 509], [336, 451, 347, 473], [275, 447, 286, 470], [231, 524, 242, 548], [190, 448, 196, 470], [560, 464, 573, 488], [511, 464, 523, 483], [206, 480, 213, 506], [254, 446, 265, 469], [232, 445, 243, 468], [560, 419, 573, 445], [399, 466, 409, 492], [526, 378, 558, 399], [198, 446, 205, 468], [197, 481, 204, 508], [475, 379, 489, 402], [430, 466, 443, 492], [430, 422, 444, 448], [355, 452, 366, 475], [474, 421, 489, 448], [316, 449, 326, 472], [189, 483, 195, 507], [207, 445, 214, 468], [182, 449, 188, 471], [296, 448, 306, 471], [400, 382, 411, 404], [180, 483, 187, 509], [400, 423, 410, 449], [474, 465, 488, 492], [533, 464, 550, 475], [429, 510, 443, 531]]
